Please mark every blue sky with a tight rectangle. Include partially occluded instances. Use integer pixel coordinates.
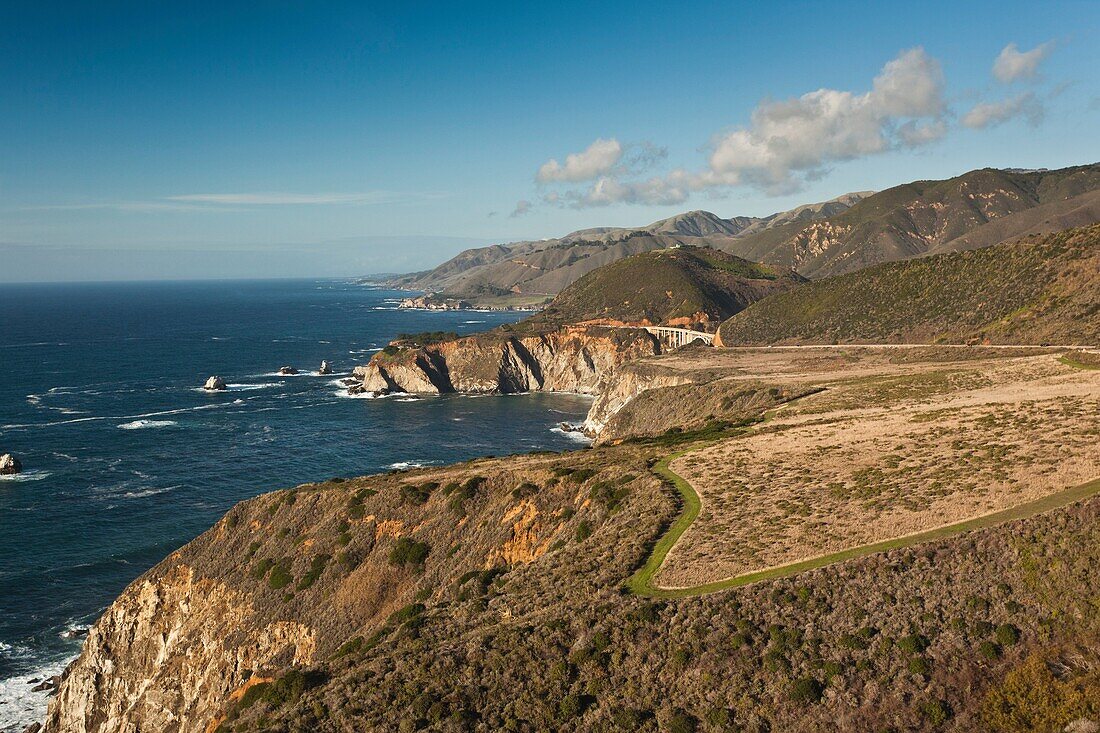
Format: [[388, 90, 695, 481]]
[[2, 1, 1098, 281]]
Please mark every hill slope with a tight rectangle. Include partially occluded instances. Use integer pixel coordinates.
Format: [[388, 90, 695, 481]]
[[527, 246, 805, 331], [717, 224, 1100, 346], [725, 163, 1100, 278], [388, 194, 868, 302]]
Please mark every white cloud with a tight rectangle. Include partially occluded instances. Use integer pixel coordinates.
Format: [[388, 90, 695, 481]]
[[700, 47, 946, 193], [542, 47, 948, 205], [536, 138, 623, 183], [962, 92, 1044, 129], [992, 42, 1053, 83], [509, 199, 533, 217]]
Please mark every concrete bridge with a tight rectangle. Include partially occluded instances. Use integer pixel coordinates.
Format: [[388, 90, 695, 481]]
[[642, 326, 715, 348]]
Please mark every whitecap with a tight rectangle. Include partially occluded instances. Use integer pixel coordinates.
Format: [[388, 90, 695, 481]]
[[387, 460, 439, 470], [224, 382, 285, 391], [0, 655, 72, 732], [120, 485, 179, 499], [117, 420, 177, 430], [550, 426, 593, 445], [0, 470, 51, 482]]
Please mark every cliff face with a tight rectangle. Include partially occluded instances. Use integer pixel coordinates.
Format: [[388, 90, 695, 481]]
[[355, 326, 661, 396], [44, 451, 655, 733]]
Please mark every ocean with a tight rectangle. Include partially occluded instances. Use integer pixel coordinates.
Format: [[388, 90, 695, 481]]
[[0, 279, 592, 731]]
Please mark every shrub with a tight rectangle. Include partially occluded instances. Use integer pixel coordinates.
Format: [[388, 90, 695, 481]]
[[921, 699, 953, 727], [790, 677, 825, 704], [389, 537, 431, 568], [996, 624, 1020, 646], [980, 641, 1003, 659], [909, 656, 932, 677], [400, 481, 439, 505], [589, 480, 630, 512], [569, 468, 598, 483], [981, 653, 1100, 732], [251, 558, 275, 579], [898, 634, 930, 654], [268, 559, 293, 590], [575, 521, 592, 542], [511, 482, 539, 500], [296, 554, 330, 590], [665, 709, 698, 733]]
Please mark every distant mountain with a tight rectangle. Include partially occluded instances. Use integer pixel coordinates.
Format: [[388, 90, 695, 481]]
[[386, 193, 870, 302], [523, 245, 806, 332], [723, 164, 1100, 278], [717, 224, 1100, 346]]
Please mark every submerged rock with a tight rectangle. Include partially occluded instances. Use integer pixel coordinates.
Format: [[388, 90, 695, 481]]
[[278, 366, 299, 376], [0, 453, 22, 475], [202, 376, 227, 391], [318, 360, 332, 375]]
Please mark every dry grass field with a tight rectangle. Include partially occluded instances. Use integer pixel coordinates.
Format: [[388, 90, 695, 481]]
[[656, 347, 1100, 588]]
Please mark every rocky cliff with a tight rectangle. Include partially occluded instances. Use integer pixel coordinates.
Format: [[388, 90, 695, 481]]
[[354, 326, 661, 396], [45, 450, 656, 733]]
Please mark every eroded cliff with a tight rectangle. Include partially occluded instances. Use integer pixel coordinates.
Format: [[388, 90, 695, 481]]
[[354, 326, 661, 396], [44, 449, 658, 733]]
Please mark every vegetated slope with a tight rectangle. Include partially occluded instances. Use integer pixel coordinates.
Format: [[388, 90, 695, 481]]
[[387, 194, 868, 300], [525, 246, 806, 331], [724, 163, 1100, 278], [718, 224, 1100, 346], [218, 469, 1100, 733]]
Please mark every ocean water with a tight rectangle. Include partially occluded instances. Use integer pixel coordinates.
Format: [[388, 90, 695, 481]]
[[0, 279, 593, 731]]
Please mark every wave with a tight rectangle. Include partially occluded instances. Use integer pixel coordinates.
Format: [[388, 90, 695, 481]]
[[550, 426, 593, 445], [120, 485, 179, 499], [0, 654, 73, 732], [117, 420, 178, 430], [387, 460, 439, 470], [3, 400, 222, 429], [0, 470, 51, 482]]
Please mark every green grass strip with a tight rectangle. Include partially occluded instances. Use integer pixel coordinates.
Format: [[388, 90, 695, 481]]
[[628, 455, 1100, 599], [1059, 355, 1100, 370], [624, 449, 706, 596]]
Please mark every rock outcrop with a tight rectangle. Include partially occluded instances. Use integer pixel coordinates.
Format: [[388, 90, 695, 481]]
[[278, 366, 299, 376], [318, 360, 332, 375], [353, 326, 661, 397], [203, 376, 227, 391], [0, 453, 21, 475]]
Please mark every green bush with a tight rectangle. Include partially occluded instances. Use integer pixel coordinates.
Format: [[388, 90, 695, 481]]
[[296, 554, 330, 590], [575, 521, 592, 542], [897, 634, 929, 654], [995, 624, 1020, 646], [921, 699, 953, 727], [400, 482, 438, 505], [389, 537, 431, 568], [665, 709, 698, 733], [789, 677, 824, 704], [268, 559, 293, 590], [980, 641, 1003, 659], [909, 656, 932, 677]]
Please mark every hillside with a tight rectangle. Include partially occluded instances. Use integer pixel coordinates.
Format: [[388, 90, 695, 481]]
[[388, 193, 868, 303], [526, 246, 805, 331], [717, 224, 1100, 346], [47, 347, 1100, 733], [725, 163, 1100, 278]]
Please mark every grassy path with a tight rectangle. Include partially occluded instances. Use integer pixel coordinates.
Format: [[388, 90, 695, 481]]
[[627, 446, 1100, 599]]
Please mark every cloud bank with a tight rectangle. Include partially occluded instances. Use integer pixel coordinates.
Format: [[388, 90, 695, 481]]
[[532, 43, 1064, 208]]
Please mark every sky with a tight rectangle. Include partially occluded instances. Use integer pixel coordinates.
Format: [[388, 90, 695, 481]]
[[1, 1, 1098, 282]]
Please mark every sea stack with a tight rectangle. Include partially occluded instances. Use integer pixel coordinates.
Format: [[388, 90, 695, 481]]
[[278, 366, 299, 375], [203, 376, 227, 391], [0, 453, 22, 475], [318, 360, 332, 375]]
